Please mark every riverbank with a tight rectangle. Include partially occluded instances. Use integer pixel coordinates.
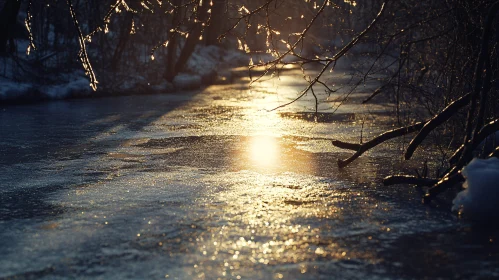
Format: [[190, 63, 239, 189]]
[[0, 45, 249, 106]]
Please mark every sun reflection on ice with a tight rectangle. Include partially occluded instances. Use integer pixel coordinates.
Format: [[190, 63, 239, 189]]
[[249, 135, 280, 168]]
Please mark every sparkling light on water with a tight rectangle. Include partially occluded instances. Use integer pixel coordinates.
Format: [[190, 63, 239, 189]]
[[249, 136, 279, 168]]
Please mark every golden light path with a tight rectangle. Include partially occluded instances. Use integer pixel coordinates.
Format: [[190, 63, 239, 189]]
[[86, 78, 379, 279], [157, 79, 382, 279]]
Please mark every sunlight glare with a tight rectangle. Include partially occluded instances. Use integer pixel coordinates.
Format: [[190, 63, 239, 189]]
[[249, 136, 279, 168]]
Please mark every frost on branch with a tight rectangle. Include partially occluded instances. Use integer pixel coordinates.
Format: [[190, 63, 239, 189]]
[[68, 0, 98, 91]]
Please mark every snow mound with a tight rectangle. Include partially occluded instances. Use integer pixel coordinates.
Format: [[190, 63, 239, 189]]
[[117, 75, 147, 92], [224, 49, 250, 66], [0, 81, 33, 101], [452, 157, 499, 222], [41, 77, 92, 99], [185, 45, 247, 84], [172, 73, 202, 90], [476, 131, 499, 157], [186, 45, 221, 78], [0, 45, 250, 103], [1, 75, 93, 102], [150, 81, 174, 93]]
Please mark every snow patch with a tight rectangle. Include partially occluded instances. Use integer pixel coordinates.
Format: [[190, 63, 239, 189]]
[[172, 73, 202, 90], [0, 76, 94, 102], [476, 131, 499, 157], [186, 45, 221, 78], [111, 75, 147, 92], [225, 49, 250, 66], [150, 81, 174, 92], [1, 45, 250, 103], [41, 77, 92, 99], [452, 157, 499, 223], [0, 80, 34, 100], [185, 45, 248, 84]]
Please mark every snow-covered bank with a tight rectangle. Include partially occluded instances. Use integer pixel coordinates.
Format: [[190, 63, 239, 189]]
[[0, 46, 248, 104], [452, 157, 499, 223]]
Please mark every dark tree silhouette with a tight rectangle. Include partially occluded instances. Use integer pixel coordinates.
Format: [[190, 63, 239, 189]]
[[0, 0, 22, 55]]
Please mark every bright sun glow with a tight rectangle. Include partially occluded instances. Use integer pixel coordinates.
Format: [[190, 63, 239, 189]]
[[249, 135, 279, 168]]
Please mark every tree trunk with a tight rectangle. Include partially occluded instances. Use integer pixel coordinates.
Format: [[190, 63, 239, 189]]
[[111, 13, 134, 71], [205, 0, 226, 46], [164, 0, 182, 82], [173, 2, 209, 74]]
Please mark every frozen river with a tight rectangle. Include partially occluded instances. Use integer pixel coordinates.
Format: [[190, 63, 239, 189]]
[[1, 69, 498, 279]]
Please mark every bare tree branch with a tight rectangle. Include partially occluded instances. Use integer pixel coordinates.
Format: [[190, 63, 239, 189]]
[[405, 93, 471, 160], [383, 175, 438, 186], [333, 121, 425, 168]]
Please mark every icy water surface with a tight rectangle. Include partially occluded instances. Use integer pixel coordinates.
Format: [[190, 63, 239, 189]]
[[1, 70, 499, 279]]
